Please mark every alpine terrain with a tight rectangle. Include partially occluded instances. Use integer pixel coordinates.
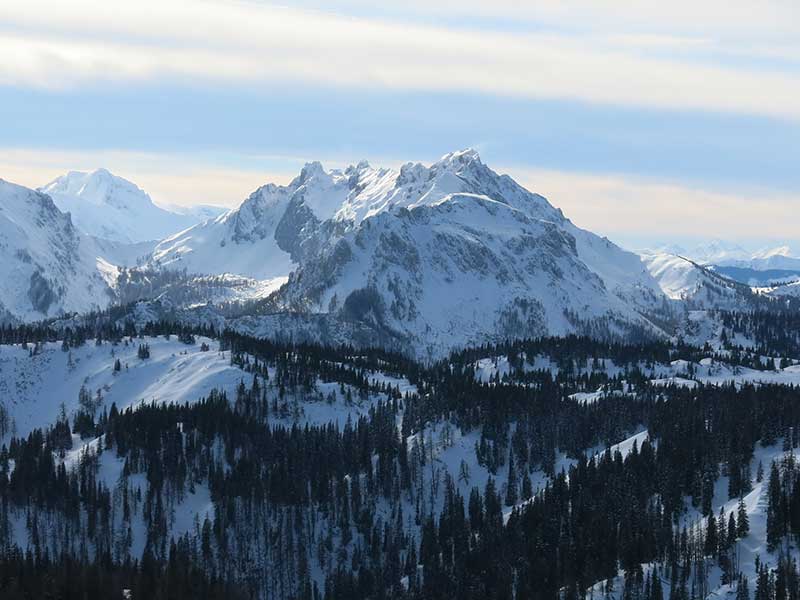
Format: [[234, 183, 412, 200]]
[[151, 150, 668, 356], [0, 151, 799, 600], [0, 179, 115, 322], [41, 168, 225, 244]]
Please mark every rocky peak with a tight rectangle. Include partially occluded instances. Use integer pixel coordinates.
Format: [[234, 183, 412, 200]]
[[434, 148, 483, 170], [296, 161, 327, 185]]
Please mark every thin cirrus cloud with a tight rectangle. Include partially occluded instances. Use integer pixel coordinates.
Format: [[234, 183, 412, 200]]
[[1, 0, 800, 120], [334, 0, 800, 36], [509, 167, 800, 246]]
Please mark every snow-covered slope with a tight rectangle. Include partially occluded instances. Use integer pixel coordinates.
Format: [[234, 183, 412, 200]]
[[40, 169, 225, 244], [90, 237, 158, 268], [0, 179, 114, 322], [641, 253, 702, 300], [154, 150, 668, 356], [0, 336, 243, 440], [641, 252, 758, 309], [0, 333, 418, 445], [151, 180, 296, 280], [760, 280, 800, 298], [1, 330, 795, 600]]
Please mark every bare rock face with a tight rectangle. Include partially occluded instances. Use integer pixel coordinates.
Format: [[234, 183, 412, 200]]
[[28, 271, 57, 314]]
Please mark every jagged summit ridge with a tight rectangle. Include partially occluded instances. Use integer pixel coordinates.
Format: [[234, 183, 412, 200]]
[[152, 149, 567, 275], [150, 149, 668, 356]]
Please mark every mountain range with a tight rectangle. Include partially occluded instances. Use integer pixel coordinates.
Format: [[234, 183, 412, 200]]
[[1, 151, 795, 355], [644, 240, 800, 271], [3, 152, 800, 600]]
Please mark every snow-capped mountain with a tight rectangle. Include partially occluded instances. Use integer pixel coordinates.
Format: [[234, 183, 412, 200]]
[[151, 175, 299, 280], [0, 179, 115, 322], [746, 245, 800, 270], [686, 239, 751, 265], [640, 252, 756, 308], [644, 240, 800, 271], [153, 150, 668, 355], [40, 169, 225, 244], [706, 243, 800, 271], [6, 151, 790, 355]]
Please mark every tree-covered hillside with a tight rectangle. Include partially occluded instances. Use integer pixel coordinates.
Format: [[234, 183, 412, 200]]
[[1, 323, 800, 599]]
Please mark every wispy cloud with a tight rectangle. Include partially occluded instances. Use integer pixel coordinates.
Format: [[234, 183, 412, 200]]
[[510, 167, 800, 243], [327, 0, 800, 38], [1, 0, 799, 119]]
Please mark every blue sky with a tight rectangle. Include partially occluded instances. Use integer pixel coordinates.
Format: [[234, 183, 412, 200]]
[[1, 0, 799, 250]]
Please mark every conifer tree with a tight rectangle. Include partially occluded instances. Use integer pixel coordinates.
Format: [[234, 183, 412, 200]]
[[521, 471, 533, 500], [505, 451, 518, 507], [651, 569, 663, 600], [705, 514, 719, 557], [738, 575, 751, 600], [738, 497, 750, 538], [728, 512, 738, 548], [767, 462, 784, 551]]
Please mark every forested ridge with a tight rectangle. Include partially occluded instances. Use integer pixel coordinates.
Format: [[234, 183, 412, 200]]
[[0, 320, 799, 599]]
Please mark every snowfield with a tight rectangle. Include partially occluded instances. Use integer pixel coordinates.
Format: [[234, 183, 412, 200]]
[[0, 336, 244, 440], [0, 335, 421, 442]]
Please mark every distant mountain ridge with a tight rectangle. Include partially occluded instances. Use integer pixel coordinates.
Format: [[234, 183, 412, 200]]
[[1, 152, 797, 356], [644, 240, 800, 271], [40, 168, 225, 244]]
